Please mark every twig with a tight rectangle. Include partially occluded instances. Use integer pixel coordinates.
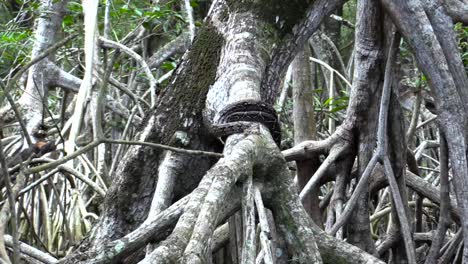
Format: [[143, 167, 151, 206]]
[[309, 57, 352, 88], [27, 140, 102, 174], [424, 132, 451, 264], [27, 138, 222, 174], [0, 34, 78, 104], [253, 185, 275, 264], [18, 168, 60, 196], [4, 234, 57, 264], [416, 115, 437, 130], [299, 144, 347, 201], [329, 14, 355, 28], [101, 139, 223, 158], [106, 75, 150, 108], [147, 32, 191, 70], [108, 109, 137, 177], [18, 165, 106, 198], [0, 80, 33, 147], [99, 37, 157, 107], [46, 177, 73, 245], [0, 136, 18, 263], [438, 230, 462, 264], [405, 77, 422, 142], [58, 165, 106, 197]]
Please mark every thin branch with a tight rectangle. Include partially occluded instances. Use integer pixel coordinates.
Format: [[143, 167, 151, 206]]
[[382, 157, 416, 263], [329, 154, 379, 234], [253, 185, 275, 264], [415, 115, 437, 130], [4, 235, 57, 264], [299, 144, 347, 201], [439, 230, 463, 264], [377, 33, 416, 263], [18, 168, 60, 197], [0, 33, 78, 104], [99, 37, 157, 107], [424, 132, 451, 264], [26, 138, 222, 174], [329, 14, 355, 28], [0, 135, 17, 263], [331, 33, 416, 263], [0, 80, 33, 147], [147, 31, 190, 70], [101, 139, 223, 158], [67, 0, 98, 158], [309, 57, 352, 88], [405, 77, 422, 142], [183, 0, 196, 42]]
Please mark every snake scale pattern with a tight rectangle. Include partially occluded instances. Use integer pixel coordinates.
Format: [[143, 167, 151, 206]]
[[210, 100, 281, 146]]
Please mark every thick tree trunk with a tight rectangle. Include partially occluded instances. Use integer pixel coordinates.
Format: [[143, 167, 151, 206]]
[[345, 0, 384, 253], [380, 0, 468, 260], [2, 0, 468, 262], [291, 45, 322, 226], [82, 23, 224, 249], [62, 1, 385, 263], [19, 0, 67, 135]]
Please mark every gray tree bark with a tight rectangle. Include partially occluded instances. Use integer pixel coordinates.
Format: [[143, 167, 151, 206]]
[[60, 0, 383, 263], [291, 45, 322, 226], [380, 0, 468, 260]]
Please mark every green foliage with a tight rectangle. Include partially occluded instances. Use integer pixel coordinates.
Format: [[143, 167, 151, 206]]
[[105, 0, 187, 39], [323, 94, 350, 114], [455, 23, 468, 71], [62, 1, 82, 32], [0, 0, 69, 77], [1, 0, 195, 79], [0, 22, 33, 77], [190, 0, 199, 8], [311, 86, 349, 123], [161, 61, 177, 71], [340, 0, 356, 58], [0, 2, 13, 24]]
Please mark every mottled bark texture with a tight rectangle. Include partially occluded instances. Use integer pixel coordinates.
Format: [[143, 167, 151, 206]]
[[78, 22, 224, 251], [291, 46, 322, 225], [380, 0, 468, 261], [261, 0, 347, 104], [61, 0, 388, 263], [345, 0, 384, 253], [0, 0, 68, 139], [442, 0, 468, 24]]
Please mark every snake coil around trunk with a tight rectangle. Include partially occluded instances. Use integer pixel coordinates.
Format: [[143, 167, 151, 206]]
[[210, 100, 281, 146]]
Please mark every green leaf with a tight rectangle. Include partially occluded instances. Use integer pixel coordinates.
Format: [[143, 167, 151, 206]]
[[330, 105, 347, 113], [62, 15, 74, 27], [134, 8, 143, 17], [323, 97, 333, 106], [142, 21, 152, 30], [161, 61, 176, 71], [190, 0, 199, 8]]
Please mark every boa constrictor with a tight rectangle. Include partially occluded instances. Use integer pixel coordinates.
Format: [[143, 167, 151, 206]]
[[209, 100, 281, 146]]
